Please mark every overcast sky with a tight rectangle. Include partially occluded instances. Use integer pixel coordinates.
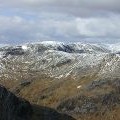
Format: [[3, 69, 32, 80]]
[[0, 0, 120, 44]]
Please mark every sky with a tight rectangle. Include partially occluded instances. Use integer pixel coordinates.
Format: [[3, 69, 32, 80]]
[[0, 0, 120, 44]]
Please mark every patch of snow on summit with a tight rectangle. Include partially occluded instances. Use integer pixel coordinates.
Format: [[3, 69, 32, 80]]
[[22, 45, 28, 50], [41, 41, 64, 46]]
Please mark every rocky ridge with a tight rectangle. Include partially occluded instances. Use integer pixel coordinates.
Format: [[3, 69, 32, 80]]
[[0, 41, 120, 80]]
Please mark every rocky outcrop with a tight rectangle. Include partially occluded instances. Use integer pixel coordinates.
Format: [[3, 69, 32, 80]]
[[0, 85, 32, 120], [3, 47, 25, 57], [57, 78, 120, 115], [57, 91, 120, 115]]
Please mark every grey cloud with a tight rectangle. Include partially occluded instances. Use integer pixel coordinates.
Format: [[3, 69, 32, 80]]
[[0, 15, 120, 44], [1, 0, 120, 17]]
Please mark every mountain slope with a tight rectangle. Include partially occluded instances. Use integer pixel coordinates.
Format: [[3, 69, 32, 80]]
[[0, 41, 120, 80], [0, 41, 120, 120]]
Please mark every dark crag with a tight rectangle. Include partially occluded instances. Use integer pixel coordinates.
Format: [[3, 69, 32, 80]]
[[0, 85, 32, 120]]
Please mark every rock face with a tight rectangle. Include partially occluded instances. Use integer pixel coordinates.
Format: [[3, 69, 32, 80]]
[[4, 47, 25, 57], [0, 85, 32, 120]]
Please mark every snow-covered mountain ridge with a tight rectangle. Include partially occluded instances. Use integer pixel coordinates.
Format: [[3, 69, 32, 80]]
[[0, 41, 120, 80]]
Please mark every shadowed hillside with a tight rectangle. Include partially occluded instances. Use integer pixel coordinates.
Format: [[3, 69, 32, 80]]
[[32, 105, 76, 120]]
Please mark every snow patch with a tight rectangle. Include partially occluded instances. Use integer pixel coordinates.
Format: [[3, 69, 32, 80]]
[[22, 45, 28, 50], [77, 85, 82, 89]]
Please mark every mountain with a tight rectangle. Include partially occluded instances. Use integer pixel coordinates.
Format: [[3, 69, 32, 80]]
[[0, 41, 120, 120], [0, 41, 120, 80]]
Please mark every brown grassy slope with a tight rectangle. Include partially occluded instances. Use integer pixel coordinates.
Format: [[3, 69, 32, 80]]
[[1, 74, 120, 120], [17, 74, 97, 107]]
